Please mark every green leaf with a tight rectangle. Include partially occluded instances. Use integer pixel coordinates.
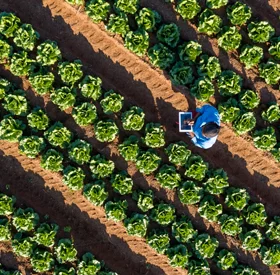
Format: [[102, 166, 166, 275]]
[[68, 139, 92, 165], [58, 60, 83, 86], [27, 107, 49, 131], [177, 180, 204, 205], [218, 98, 240, 123], [63, 166, 85, 191], [30, 249, 54, 272], [79, 75, 102, 100], [132, 190, 154, 212], [66, 0, 83, 5], [227, 2, 252, 26], [0, 218, 12, 241], [219, 214, 243, 236], [72, 102, 97, 126], [105, 200, 128, 222], [40, 149, 64, 172], [203, 168, 229, 195], [260, 244, 280, 266], [19, 136, 45, 158], [0, 193, 15, 216], [3, 91, 28, 116], [198, 195, 223, 222], [0, 38, 13, 64], [233, 265, 260, 275], [167, 244, 189, 268], [157, 23, 180, 48], [184, 154, 208, 181], [36, 40, 61, 66], [94, 120, 119, 142], [135, 8, 161, 32], [206, 0, 228, 9], [110, 171, 133, 195], [243, 203, 267, 227], [269, 36, 280, 60], [198, 9, 222, 36], [55, 239, 77, 264], [85, 0, 110, 23], [51, 86, 76, 110], [121, 106, 145, 131], [176, 0, 201, 20], [240, 229, 263, 251], [194, 233, 219, 259], [29, 71, 55, 95], [0, 78, 11, 99], [0, 116, 25, 142], [136, 149, 161, 174], [170, 61, 194, 86], [124, 29, 149, 56], [118, 135, 139, 161], [197, 54, 221, 80], [259, 61, 280, 84], [266, 216, 280, 242], [187, 259, 210, 275], [233, 112, 256, 135], [150, 203, 175, 226], [178, 41, 202, 63], [84, 181, 108, 206], [147, 230, 170, 254], [77, 252, 101, 275], [253, 126, 277, 151], [142, 122, 165, 148], [33, 223, 58, 247], [100, 90, 124, 114], [239, 45, 263, 69], [0, 12, 21, 38], [190, 77, 215, 101], [262, 104, 280, 123], [172, 218, 197, 243], [45, 122, 72, 148], [271, 147, 280, 163], [12, 208, 39, 232], [217, 70, 242, 96], [10, 51, 34, 76], [156, 164, 181, 189], [107, 13, 129, 36], [239, 89, 260, 110], [165, 141, 191, 166], [215, 249, 237, 270], [54, 266, 76, 275], [115, 0, 139, 14], [218, 26, 242, 51], [90, 154, 115, 179], [248, 21, 275, 43], [225, 187, 250, 211], [12, 234, 34, 257], [124, 213, 149, 237], [14, 23, 39, 51]]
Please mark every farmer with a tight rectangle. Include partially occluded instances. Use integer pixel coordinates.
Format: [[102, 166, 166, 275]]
[[185, 104, 220, 149]]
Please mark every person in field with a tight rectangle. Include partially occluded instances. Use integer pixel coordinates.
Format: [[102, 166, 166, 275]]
[[185, 104, 220, 149]]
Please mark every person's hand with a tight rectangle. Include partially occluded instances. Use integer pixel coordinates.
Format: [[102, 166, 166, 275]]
[[188, 132, 195, 138], [184, 119, 195, 126]]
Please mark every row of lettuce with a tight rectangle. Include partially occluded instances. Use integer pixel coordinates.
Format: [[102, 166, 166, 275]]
[[58, 0, 280, 161], [0, 12, 279, 272], [0, 193, 117, 274]]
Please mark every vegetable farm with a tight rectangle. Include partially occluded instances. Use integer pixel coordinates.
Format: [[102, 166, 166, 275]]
[[0, 0, 280, 274]]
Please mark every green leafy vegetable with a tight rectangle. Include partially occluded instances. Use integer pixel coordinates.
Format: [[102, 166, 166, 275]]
[[175, 0, 201, 20], [227, 2, 252, 26], [14, 24, 39, 51], [170, 62, 194, 86], [40, 149, 64, 172], [66, 0, 84, 5], [184, 154, 208, 181], [239, 90, 260, 110], [0, 12, 20, 38], [54, 266, 76, 275], [198, 9, 222, 36], [240, 229, 263, 251], [0, 218, 12, 241], [124, 213, 149, 237], [266, 216, 280, 242], [156, 164, 181, 189], [197, 54, 221, 80], [218, 26, 242, 51], [107, 13, 129, 36], [29, 71, 54, 95], [233, 112, 256, 135], [58, 60, 83, 86], [271, 147, 280, 163], [132, 189, 154, 212], [118, 135, 139, 161], [218, 98, 241, 123], [187, 259, 210, 275], [115, 0, 139, 14], [19, 136, 45, 158], [124, 30, 149, 56], [33, 223, 58, 247], [219, 214, 243, 236], [55, 239, 77, 263], [122, 106, 145, 131], [243, 203, 267, 227], [260, 244, 280, 266], [0, 78, 11, 99], [203, 169, 229, 195], [3, 91, 28, 116], [191, 77, 215, 101], [147, 230, 170, 254], [269, 36, 280, 60], [51, 86, 76, 110], [100, 90, 124, 114], [150, 203, 175, 226], [167, 244, 189, 268], [12, 234, 34, 257], [194, 233, 219, 259], [248, 21, 275, 43], [262, 104, 280, 123], [135, 8, 161, 32], [72, 102, 97, 126], [136, 149, 161, 174], [259, 61, 280, 85], [30, 249, 54, 272], [157, 23, 180, 48], [178, 41, 202, 63], [105, 200, 128, 222], [79, 75, 102, 100], [36, 40, 62, 66], [142, 123, 165, 148], [110, 171, 133, 195], [0, 116, 25, 142], [225, 187, 250, 211], [253, 127, 277, 151], [68, 139, 92, 165], [85, 0, 110, 23], [233, 265, 260, 275], [206, 0, 228, 9], [165, 141, 191, 166], [27, 107, 49, 131], [10, 51, 34, 76], [84, 181, 108, 206], [94, 120, 119, 142], [90, 154, 115, 179], [215, 249, 237, 270], [77, 252, 101, 275], [217, 70, 242, 96], [177, 180, 204, 205], [63, 166, 85, 191], [198, 195, 223, 222], [45, 122, 72, 148], [0, 193, 15, 215], [0, 38, 12, 64], [12, 208, 39, 232], [172, 218, 197, 243], [239, 45, 263, 69]]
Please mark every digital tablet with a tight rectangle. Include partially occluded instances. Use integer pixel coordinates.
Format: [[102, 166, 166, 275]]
[[179, 112, 193, 132]]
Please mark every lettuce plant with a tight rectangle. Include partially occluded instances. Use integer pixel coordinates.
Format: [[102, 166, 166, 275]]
[[218, 26, 242, 51], [187, 259, 210, 275], [253, 127, 277, 151], [194, 233, 219, 259], [0, 193, 15, 215], [167, 244, 189, 268], [124, 30, 149, 56], [90, 154, 115, 179], [165, 141, 191, 166], [27, 107, 49, 131], [118, 135, 139, 161], [29, 71, 55, 95], [198, 9, 222, 36], [79, 75, 102, 100], [12, 234, 34, 257], [0, 12, 20, 38], [68, 139, 92, 165], [0, 116, 25, 142], [0, 218, 12, 241], [0, 78, 11, 99], [150, 203, 175, 226], [219, 214, 243, 236], [198, 195, 223, 222], [10, 51, 34, 76], [105, 200, 128, 221], [206, 0, 228, 9], [178, 41, 202, 63], [107, 13, 129, 36], [243, 203, 267, 227], [85, 0, 110, 23], [184, 154, 208, 181], [148, 43, 175, 70], [260, 244, 280, 266], [19, 136, 45, 158], [14, 24, 39, 51], [77, 252, 101, 275], [191, 77, 215, 101], [262, 104, 280, 123], [269, 36, 280, 60], [135, 8, 161, 32], [33, 223, 58, 247], [36, 40, 61, 66], [40, 149, 64, 172], [3, 91, 28, 116], [172, 218, 197, 243], [218, 98, 240, 123], [110, 171, 133, 195], [30, 249, 54, 272], [147, 230, 170, 254], [215, 249, 237, 270], [132, 189, 154, 212], [94, 120, 119, 142], [170, 62, 194, 86], [266, 216, 280, 242], [227, 2, 252, 26], [240, 229, 263, 251], [248, 21, 275, 43], [233, 112, 256, 135], [51, 87, 76, 110], [259, 61, 280, 84], [83, 181, 108, 206], [136, 149, 161, 174], [72, 102, 97, 126], [203, 169, 229, 195], [124, 213, 149, 237], [45, 122, 72, 148], [66, 0, 84, 5], [58, 60, 83, 86], [177, 180, 204, 205], [0, 38, 12, 64], [233, 265, 259, 275], [156, 165, 181, 189], [55, 239, 77, 264], [115, 0, 139, 14], [122, 106, 145, 131], [225, 187, 250, 211], [271, 147, 280, 163], [63, 166, 85, 191], [54, 266, 76, 275], [157, 23, 180, 48], [175, 0, 201, 20], [142, 123, 165, 148], [100, 90, 124, 114], [12, 207, 39, 232], [239, 45, 263, 69], [239, 90, 260, 110], [197, 55, 221, 80], [217, 70, 242, 96]]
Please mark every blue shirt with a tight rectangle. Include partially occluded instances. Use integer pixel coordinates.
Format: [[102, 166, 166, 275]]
[[191, 105, 220, 149]]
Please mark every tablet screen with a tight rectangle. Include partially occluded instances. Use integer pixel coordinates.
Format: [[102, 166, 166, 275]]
[[179, 112, 193, 132]]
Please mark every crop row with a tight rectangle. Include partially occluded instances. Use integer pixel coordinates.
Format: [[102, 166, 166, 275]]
[[0, 192, 117, 274], [60, 0, 280, 161], [0, 265, 21, 275], [0, 12, 279, 272]]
